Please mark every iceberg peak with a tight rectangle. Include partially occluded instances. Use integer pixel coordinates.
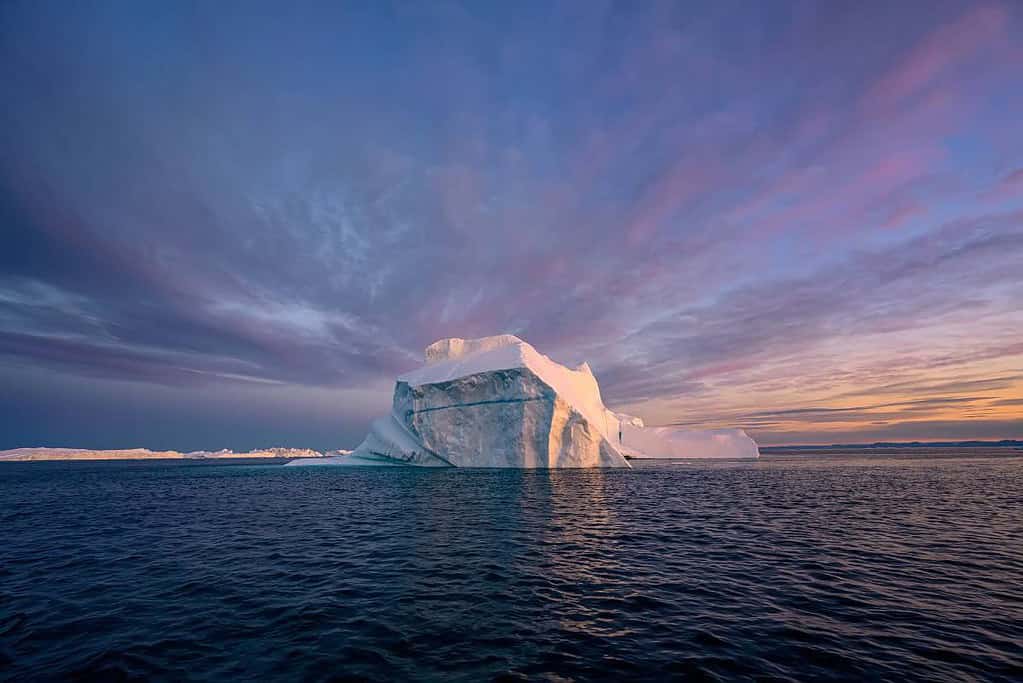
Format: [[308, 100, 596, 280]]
[[424, 334, 524, 363]]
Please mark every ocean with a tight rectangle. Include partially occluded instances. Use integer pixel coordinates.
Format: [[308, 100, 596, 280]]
[[1, 451, 1021, 681]]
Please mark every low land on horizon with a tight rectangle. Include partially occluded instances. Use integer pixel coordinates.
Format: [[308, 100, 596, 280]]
[[1, 441, 1019, 462]]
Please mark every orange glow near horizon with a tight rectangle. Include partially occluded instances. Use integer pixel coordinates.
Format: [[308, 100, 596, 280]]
[[616, 321, 1023, 445]]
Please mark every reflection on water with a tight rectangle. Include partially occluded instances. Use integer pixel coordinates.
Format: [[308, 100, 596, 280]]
[[1, 452, 1021, 681]]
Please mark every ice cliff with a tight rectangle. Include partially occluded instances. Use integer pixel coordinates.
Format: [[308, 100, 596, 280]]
[[288, 335, 759, 468]]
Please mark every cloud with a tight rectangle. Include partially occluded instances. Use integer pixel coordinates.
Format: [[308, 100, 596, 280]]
[[0, 0, 1021, 447], [991, 398, 1023, 407], [986, 168, 1023, 201], [755, 419, 1023, 446], [861, 3, 1011, 116], [601, 211, 1023, 394]]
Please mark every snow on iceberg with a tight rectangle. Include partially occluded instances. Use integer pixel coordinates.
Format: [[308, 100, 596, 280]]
[[288, 335, 759, 468]]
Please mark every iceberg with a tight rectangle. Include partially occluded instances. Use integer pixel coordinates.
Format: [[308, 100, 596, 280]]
[[0, 447, 330, 461], [288, 335, 759, 468]]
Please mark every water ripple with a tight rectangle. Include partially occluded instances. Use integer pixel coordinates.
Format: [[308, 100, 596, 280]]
[[1, 453, 1022, 681]]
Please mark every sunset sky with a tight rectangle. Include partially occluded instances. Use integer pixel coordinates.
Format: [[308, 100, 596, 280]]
[[1, 0, 1021, 450]]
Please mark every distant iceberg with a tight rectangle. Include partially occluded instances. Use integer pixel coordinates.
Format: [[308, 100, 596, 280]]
[[0, 447, 329, 462], [287, 335, 758, 468]]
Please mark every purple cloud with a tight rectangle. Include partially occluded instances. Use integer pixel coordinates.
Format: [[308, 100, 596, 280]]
[[0, 0, 1021, 448]]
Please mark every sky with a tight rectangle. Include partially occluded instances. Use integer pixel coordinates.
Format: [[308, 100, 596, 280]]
[[1, 0, 1021, 450]]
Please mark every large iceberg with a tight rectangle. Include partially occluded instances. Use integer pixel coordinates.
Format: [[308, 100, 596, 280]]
[[288, 335, 758, 468]]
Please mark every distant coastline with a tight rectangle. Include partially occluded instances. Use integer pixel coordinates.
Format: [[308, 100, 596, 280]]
[[761, 440, 1022, 452]]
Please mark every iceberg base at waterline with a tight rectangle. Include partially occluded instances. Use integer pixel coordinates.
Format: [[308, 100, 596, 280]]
[[287, 335, 759, 468]]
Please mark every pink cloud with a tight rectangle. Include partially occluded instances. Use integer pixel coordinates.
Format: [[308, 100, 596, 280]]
[[734, 146, 942, 239], [881, 202, 926, 230], [990, 168, 1023, 201], [624, 162, 717, 245], [861, 3, 1010, 116]]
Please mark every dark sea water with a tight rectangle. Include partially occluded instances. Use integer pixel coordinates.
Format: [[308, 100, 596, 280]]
[[2, 451, 1022, 682]]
